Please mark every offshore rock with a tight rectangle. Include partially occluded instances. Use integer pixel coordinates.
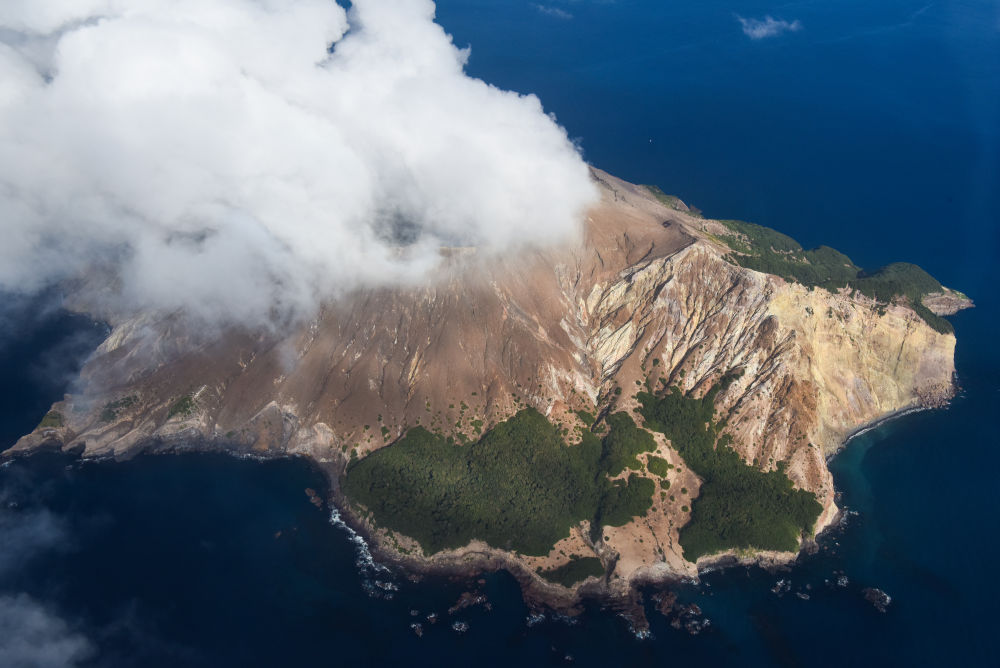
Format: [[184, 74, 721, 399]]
[[863, 587, 892, 613]]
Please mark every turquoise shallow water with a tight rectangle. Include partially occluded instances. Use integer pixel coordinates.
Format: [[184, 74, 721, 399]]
[[1, 1, 998, 665]]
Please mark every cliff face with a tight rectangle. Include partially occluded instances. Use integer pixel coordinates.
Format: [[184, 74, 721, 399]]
[[10, 168, 969, 602]]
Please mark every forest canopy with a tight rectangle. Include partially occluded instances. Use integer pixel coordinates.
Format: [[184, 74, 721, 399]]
[[342, 408, 656, 556], [638, 380, 822, 561]]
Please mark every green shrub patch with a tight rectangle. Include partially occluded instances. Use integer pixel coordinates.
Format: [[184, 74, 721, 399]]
[[342, 408, 655, 556], [638, 378, 822, 561]]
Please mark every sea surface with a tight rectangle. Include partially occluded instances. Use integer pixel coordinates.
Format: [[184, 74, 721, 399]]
[[2, 1, 998, 665]]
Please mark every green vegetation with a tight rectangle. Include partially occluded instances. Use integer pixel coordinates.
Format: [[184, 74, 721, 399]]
[[719, 219, 860, 286], [595, 474, 656, 528], [850, 263, 951, 333], [167, 394, 196, 419], [850, 261, 943, 300], [600, 412, 657, 475], [38, 411, 64, 428], [647, 455, 672, 477], [540, 556, 605, 587], [574, 409, 596, 427], [644, 185, 702, 216], [99, 395, 138, 423], [343, 408, 655, 556], [717, 219, 953, 333], [637, 377, 822, 562]]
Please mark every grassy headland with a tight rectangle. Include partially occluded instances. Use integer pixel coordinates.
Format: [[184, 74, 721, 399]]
[[715, 218, 953, 333]]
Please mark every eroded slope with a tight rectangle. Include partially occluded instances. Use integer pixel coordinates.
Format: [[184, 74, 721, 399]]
[[11, 168, 970, 607]]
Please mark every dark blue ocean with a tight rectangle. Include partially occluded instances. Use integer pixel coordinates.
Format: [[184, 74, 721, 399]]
[[2, 1, 998, 665]]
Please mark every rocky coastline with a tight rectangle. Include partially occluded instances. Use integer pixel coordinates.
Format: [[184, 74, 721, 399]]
[[3, 170, 972, 629], [0, 390, 945, 638]]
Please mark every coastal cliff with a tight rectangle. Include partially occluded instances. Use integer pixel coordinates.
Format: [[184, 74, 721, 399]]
[[9, 169, 970, 621]]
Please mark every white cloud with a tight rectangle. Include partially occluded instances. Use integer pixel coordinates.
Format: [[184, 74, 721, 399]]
[[0, 507, 69, 576], [0, 0, 598, 328], [0, 471, 92, 667], [737, 15, 802, 40], [0, 595, 94, 668], [533, 4, 573, 20]]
